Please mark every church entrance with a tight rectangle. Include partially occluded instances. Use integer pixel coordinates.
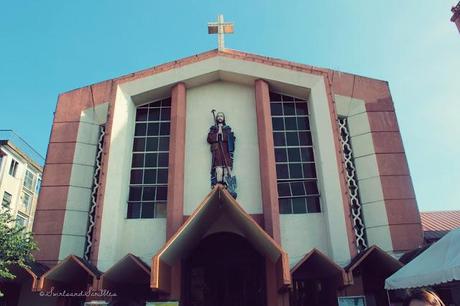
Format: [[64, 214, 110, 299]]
[[182, 232, 267, 306]]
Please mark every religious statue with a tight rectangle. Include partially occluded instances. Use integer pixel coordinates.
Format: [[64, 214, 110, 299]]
[[207, 110, 237, 197]]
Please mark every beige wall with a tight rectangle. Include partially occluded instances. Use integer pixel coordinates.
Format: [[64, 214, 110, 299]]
[[184, 81, 263, 215]]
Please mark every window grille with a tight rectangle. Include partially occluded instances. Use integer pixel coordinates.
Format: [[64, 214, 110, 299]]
[[270, 92, 321, 214], [128, 97, 171, 219]]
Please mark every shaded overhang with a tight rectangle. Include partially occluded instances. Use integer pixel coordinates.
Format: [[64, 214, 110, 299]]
[[345, 245, 403, 284], [151, 185, 291, 293], [100, 253, 150, 290], [290, 249, 349, 286], [2, 262, 49, 292], [38, 255, 101, 291]]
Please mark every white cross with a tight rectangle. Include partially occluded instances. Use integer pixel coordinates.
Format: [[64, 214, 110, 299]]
[[208, 14, 234, 51]]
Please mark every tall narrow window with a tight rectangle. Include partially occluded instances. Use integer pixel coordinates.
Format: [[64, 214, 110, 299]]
[[270, 92, 321, 214], [2, 192, 12, 207], [128, 97, 171, 219], [23, 170, 36, 192], [9, 159, 19, 177]]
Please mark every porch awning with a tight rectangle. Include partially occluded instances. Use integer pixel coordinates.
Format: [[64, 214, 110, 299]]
[[151, 185, 291, 293], [3, 262, 49, 291], [291, 248, 348, 285], [100, 253, 150, 289], [346, 245, 402, 284], [38, 255, 101, 291], [385, 228, 460, 289]]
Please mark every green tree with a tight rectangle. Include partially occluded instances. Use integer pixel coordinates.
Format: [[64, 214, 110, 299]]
[[0, 208, 38, 296]]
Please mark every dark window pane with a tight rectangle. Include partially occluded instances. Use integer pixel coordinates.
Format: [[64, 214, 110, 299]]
[[156, 186, 168, 201], [144, 169, 157, 184], [136, 108, 148, 121], [275, 148, 287, 162], [162, 98, 171, 106], [289, 164, 303, 178], [303, 163, 317, 178], [157, 169, 168, 184], [299, 131, 312, 146], [149, 100, 161, 107], [277, 183, 291, 197], [158, 137, 170, 151], [155, 202, 167, 218], [292, 198, 307, 214], [146, 137, 159, 151], [282, 95, 294, 101], [135, 123, 147, 136], [286, 132, 299, 146], [301, 147, 314, 162], [307, 197, 321, 213], [161, 108, 171, 121], [143, 187, 156, 201], [145, 153, 158, 167], [131, 153, 144, 168], [291, 182, 305, 196], [160, 122, 170, 135], [129, 187, 142, 201], [276, 164, 289, 179], [297, 117, 309, 130], [279, 199, 292, 214], [127, 202, 141, 219], [130, 170, 143, 184], [141, 203, 155, 218], [285, 117, 297, 130], [147, 123, 159, 136], [283, 103, 295, 116], [304, 182, 319, 195], [288, 148, 301, 162], [133, 138, 145, 152], [273, 132, 286, 146], [272, 118, 284, 131], [158, 153, 169, 167], [296, 103, 308, 115], [148, 108, 160, 121], [270, 92, 281, 101], [270, 103, 283, 116]]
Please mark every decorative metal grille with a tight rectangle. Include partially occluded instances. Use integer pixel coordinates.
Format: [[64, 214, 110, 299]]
[[338, 117, 367, 252], [84, 125, 105, 261]]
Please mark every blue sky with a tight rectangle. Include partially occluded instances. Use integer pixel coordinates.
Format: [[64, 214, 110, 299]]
[[1, 0, 459, 212]]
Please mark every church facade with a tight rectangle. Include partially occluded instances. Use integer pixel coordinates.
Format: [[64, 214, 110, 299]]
[[3, 49, 423, 306]]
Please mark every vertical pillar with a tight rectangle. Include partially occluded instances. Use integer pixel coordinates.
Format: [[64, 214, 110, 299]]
[[254, 79, 281, 243], [166, 82, 187, 300], [255, 80, 289, 306]]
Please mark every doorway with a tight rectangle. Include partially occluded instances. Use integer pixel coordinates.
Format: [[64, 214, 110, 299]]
[[182, 232, 267, 306]]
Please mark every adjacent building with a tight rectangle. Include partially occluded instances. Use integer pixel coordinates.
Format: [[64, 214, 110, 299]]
[[2, 49, 424, 306], [0, 130, 43, 231]]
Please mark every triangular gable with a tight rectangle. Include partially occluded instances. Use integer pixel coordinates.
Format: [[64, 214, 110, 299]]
[[346, 245, 402, 284], [38, 255, 101, 291], [4, 262, 49, 292], [100, 253, 150, 289], [291, 248, 348, 285], [151, 185, 291, 293]]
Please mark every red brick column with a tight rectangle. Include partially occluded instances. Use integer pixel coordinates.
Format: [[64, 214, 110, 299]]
[[166, 82, 187, 300], [254, 79, 281, 243]]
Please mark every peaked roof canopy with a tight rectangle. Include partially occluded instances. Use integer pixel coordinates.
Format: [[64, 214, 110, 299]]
[[151, 185, 291, 293]]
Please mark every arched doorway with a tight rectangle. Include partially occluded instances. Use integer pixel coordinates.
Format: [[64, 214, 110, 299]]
[[182, 232, 267, 306]]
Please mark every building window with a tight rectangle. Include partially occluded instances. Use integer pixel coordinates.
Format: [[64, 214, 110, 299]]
[[23, 170, 36, 192], [21, 191, 32, 212], [16, 213, 28, 228], [9, 159, 19, 177], [127, 97, 171, 219], [270, 92, 321, 214], [2, 192, 12, 207], [35, 178, 42, 193]]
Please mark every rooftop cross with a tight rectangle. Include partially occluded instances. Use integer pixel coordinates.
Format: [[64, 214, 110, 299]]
[[208, 14, 234, 51]]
